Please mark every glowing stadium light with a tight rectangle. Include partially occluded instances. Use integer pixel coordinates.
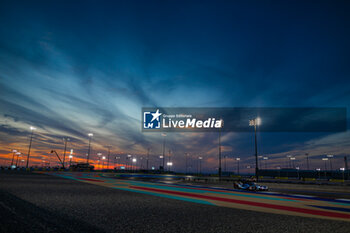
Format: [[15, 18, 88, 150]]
[[88, 133, 93, 137], [249, 117, 262, 180]]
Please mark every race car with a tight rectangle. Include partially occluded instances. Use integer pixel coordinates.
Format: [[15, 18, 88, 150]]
[[233, 181, 268, 191]]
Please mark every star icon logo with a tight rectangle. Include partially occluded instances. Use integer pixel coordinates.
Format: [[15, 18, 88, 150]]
[[151, 109, 162, 122]]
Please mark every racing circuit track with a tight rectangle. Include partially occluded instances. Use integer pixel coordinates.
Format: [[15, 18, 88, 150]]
[[48, 172, 350, 222], [1, 171, 350, 233]]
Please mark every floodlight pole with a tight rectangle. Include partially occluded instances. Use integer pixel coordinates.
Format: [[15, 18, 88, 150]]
[[218, 128, 222, 179], [107, 146, 111, 170], [162, 134, 166, 171], [254, 123, 259, 181], [87, 133, 93, 164], [26, 128, 35, 168], [62, 138, 69, 169]]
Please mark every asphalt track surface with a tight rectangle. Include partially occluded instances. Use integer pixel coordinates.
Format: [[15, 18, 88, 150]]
[[1, 172, 350, 233]]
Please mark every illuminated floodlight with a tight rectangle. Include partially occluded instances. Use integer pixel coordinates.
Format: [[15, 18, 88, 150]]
[[167, 162, 173, 166], [132, 158, 137, 163], [16, 152, 21, 155], [296, 167, 300, 170], [316, 168, 321, 171], [322, 158, 328, 161], [151, 166, 155, 170], [340, 168, 345, 171], [120, 166, 125, 169], [256, 117, 261, 125], [12, 149, 17, 153], [127, 154, 132, 158], [30, 126, 36, 130], [159, 155, 164, 159], [70, 149, 73, 154], [97, 153, 102, 156], [326, 154, 334, 158], [102, 156, 106, 160], [263, 157, 268, 160], [290, 157, 296, 160], [69, 155, 73, 159], [236, 158, 240, 161], [88, 133, 93, 137], [199, 157, 203, 160]]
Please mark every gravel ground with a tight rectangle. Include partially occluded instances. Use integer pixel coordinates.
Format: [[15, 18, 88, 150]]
[[0, 171, 349, 233]]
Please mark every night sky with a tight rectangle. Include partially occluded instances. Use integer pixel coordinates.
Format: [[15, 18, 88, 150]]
[[0, 0, 349, 172]]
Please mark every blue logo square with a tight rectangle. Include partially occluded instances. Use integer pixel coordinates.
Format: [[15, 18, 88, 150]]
[[143, 109, 162, 129]]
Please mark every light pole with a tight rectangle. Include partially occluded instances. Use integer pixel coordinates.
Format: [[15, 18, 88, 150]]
[[161, 133, 167, 171], [327, 155, 334, 171], [97, 153, 102, 170], [167, 162, 173, 172], [286, 155, 292, 168], [199, 157, 203, 175], [106, 146, 111, 170], [322, 158, 328, 178], [316, 168, 321, 179], [168, 149, 171, 172], [263, 156, 268, 169], [236, 158, 240, 175], [15, 152, 21, 167], [296, 167, 300, 179], [290, 157, 296, 169], [62, 137, 70, 169], [115, 156, 120, 169], [218, 124, 222, 179], [322, 158, 328, 170], [249, 117, 261, 180], [305, 153, 310, 170], [159, 155, 163, 170], [26, 126, 36, 168], [340, 168, 345, 181], [102, 156, 106, 170], [10, 149, 17, 167], [132, 158, 137, 172], [69, 154, 73, 167], [86, 133, 93, 164]]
